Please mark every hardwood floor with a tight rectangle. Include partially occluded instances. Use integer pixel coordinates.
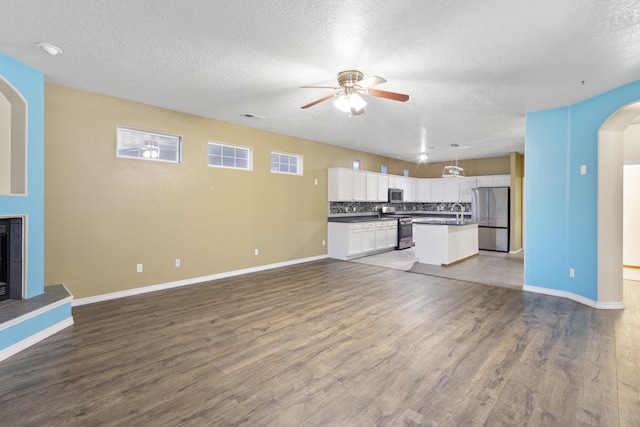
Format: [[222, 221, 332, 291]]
[[1, 259, 639, 426]]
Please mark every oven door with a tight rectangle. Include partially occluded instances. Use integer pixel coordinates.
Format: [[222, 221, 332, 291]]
[[397, 219, 413, 249]]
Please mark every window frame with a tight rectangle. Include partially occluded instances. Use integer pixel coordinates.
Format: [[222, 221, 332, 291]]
[[116, 126, 182, 164], [270, 151, 304, 176], [207, 141, 253, 171]]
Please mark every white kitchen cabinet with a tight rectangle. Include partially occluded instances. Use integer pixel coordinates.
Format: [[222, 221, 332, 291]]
[[362, 222, 376, 251], [475, 174, 511, 187], [431, 178, 446, 202], [347, 224, 363, 255], [493, 175, 511, 187], [366, 173, 378, 201], [459, 177, 477, 202], [401, 177, 416, 202], [378, 174, 389, 201], [388, 175, 400, 189], [328, 168, 353, 201], [353, 171, 367, 201], [376, 222, 387, 248], [328, 220, 397, 260], [416, 179, 432, 202], [444, 179, 460, 202], [387, 221, 397, 248]]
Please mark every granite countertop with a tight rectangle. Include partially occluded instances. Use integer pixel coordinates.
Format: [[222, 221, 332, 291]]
[[413, 218, 477, 226], [328, 212, 472, 223], [328, 216, 392, 223]]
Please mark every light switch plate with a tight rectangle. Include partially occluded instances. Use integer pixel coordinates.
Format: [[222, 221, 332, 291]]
[[580, 165, 587, 175]]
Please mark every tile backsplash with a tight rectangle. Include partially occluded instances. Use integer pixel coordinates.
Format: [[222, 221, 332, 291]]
[[329, 201, 471, 215]]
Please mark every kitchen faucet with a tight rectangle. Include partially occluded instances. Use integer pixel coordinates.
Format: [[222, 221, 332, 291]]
[[452, 203, 463, 222]]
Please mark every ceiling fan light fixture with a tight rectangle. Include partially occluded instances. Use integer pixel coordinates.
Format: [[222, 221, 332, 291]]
[[333, 93, 367, 113]]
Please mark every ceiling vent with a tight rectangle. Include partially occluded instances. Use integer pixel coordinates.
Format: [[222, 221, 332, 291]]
[[242, 113, 265, 119]]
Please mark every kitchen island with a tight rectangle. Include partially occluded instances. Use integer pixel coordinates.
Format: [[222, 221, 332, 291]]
[[413, 218, 478, 266]]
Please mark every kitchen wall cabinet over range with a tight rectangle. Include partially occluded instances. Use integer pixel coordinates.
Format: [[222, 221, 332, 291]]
[[328, 219, 397, 260]]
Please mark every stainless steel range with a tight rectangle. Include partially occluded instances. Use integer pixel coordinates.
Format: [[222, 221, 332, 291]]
[[381, 207, 413, 250]]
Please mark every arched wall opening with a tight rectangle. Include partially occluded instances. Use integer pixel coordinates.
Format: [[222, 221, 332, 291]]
[[597, 101, 640, 304], [0, 74, 27, 195]]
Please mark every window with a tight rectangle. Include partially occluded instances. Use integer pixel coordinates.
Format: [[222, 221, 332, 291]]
[[271, 151, 303, 175], [208, 142, 252, 170], [117, 126, 181, 163]]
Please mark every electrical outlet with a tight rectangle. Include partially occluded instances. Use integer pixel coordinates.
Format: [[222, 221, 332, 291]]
[[314, 178, 318, 185], [322, 239, 326, 246], [580, 165, 587, 175], [175, 258, 181, 267], [137, 263, 143, 273], [255, 248, 259, 256], [569, 268, 575, 278]]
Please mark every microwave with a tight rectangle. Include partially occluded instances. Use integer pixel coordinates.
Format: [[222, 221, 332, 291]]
[[388, 188, 403, 203]]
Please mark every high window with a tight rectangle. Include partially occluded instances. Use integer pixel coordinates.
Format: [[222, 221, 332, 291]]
[[271, 151, 303, 175], [117, 126, 181, 163], [208, 142, 252, 170]]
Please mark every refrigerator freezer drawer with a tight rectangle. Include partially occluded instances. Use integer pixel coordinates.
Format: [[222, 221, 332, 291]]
[[478, 227, 509, 252]]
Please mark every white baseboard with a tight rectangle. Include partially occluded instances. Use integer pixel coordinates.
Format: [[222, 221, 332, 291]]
[[509, 248, 523, 254], [0, 317, 74, 363], [73, 254, 329, 307], [523, 284, 624, 310]]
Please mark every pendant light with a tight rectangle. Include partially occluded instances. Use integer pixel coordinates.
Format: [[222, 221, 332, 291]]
[[442, 144, 465, 179]]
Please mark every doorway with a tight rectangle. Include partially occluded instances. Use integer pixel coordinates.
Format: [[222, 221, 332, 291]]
[[598, 101, 640, 306]]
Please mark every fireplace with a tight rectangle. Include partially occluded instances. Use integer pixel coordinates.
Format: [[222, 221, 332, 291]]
[[0, 218, 23, 301]]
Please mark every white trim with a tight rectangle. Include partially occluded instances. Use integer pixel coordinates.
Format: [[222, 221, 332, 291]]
[[509, 248, 523, 254], [523, 284, 624, 310], [0, 317, 74, 363], [0, 293, 73, 331], [73, 254, 328, 307]]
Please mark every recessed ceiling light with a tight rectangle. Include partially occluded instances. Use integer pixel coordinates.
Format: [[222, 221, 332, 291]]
[[35, 42, 63, 56]]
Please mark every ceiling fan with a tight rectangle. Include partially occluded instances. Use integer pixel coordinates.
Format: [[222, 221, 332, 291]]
[[301, 70, 409, 115]]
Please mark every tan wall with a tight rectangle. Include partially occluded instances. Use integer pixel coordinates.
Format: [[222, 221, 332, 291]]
[[44, 84, 421, 298], [410, 156, 510, 178], [510, 152, 524, 251]]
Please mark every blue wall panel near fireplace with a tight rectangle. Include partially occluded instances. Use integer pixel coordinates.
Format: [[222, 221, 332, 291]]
[[0, 52, 45, 299], [0, 53, 73, 361]]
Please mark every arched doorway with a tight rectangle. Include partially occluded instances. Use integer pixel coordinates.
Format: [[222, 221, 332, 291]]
[[598, 101, 640, 307]]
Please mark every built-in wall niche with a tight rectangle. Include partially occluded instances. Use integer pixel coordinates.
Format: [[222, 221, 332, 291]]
[[0, 75, 27, 195]]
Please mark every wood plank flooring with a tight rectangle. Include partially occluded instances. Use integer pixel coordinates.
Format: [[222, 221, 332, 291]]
[[1, 259, 639, 426]]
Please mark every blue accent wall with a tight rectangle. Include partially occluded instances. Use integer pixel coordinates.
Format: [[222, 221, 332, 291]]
[[526, 80, 640, 301], [0, 53, 45, 298]]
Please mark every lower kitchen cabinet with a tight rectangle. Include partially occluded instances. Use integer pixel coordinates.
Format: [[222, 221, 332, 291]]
[[328, 220, 397, 260]]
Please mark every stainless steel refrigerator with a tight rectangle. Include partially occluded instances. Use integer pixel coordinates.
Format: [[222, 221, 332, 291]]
[[471, 187, 510, 252]]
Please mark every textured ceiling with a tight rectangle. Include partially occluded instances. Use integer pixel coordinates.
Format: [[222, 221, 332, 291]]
[[2, 0, 640, 163]]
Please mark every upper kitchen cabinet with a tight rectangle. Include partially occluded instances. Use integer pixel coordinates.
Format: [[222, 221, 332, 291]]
[[459, 177, 477, 202], [377, 174, 389, 201], [328, 168, 386, 202], [475, 174, 511, 187], [353, 171, 367, 200], [416, 179, 432, 202], [431, 178, 459, 202], [366, 172, 388, 202]]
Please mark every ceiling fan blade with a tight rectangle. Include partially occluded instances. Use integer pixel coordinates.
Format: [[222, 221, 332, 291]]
[[359, 76, 386, 88], [366, 88, 409, 102], [300, 85, 340, 89], [301, 93, 336, 109]]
